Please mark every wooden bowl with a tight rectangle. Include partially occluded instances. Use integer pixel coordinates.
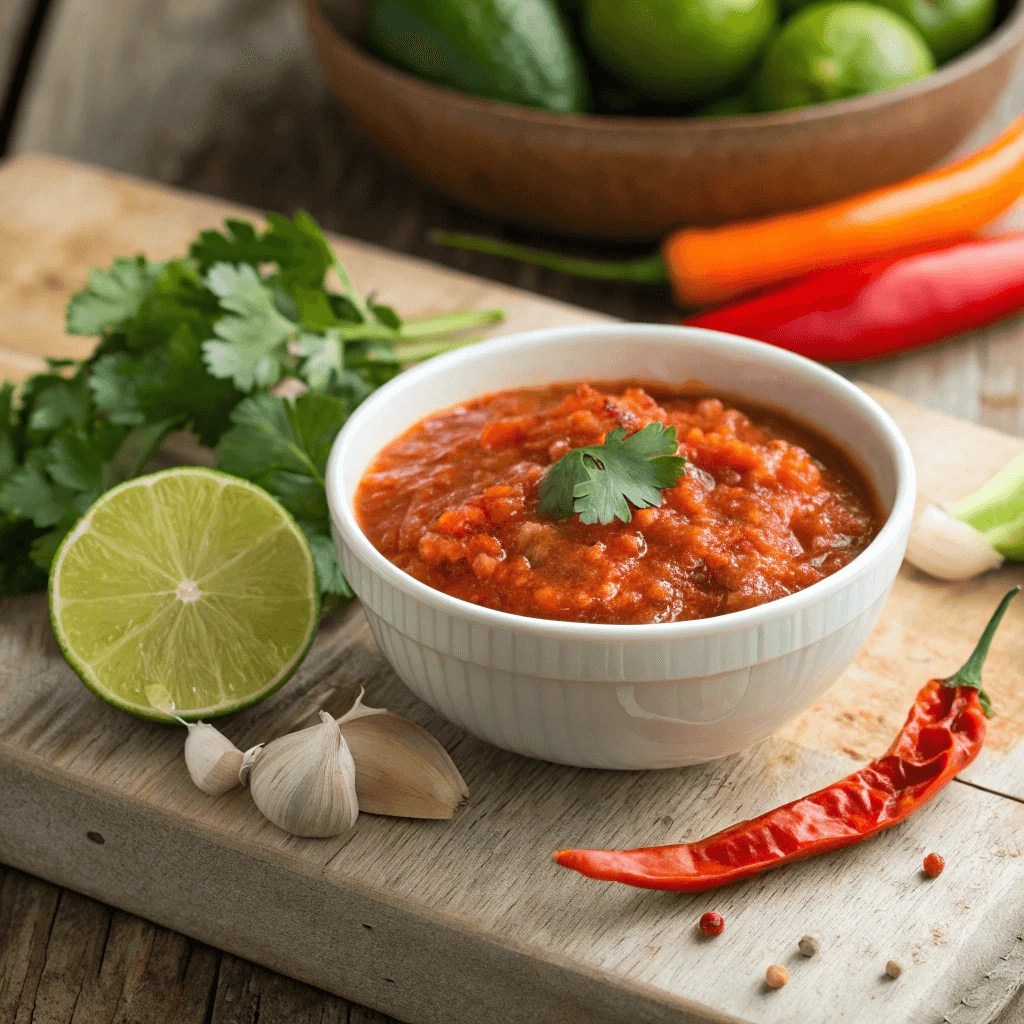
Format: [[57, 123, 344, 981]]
[[304, 0, 1024, 239]]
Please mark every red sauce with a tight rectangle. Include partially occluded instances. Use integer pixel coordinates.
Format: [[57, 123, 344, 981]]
[[355, 382, 881, 625]]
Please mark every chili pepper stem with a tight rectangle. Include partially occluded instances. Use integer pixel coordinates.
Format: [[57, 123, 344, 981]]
[[942, 586, 1020, 716], [429, 231, 670, 285]]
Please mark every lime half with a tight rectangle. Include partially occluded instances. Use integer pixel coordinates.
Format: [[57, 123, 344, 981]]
[[50, 467, 320, 721]]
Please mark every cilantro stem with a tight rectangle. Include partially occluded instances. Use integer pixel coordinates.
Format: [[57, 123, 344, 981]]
[[394, 335, 485, 362], [331, 260, 371, 322], [399, 308, 504, 339]]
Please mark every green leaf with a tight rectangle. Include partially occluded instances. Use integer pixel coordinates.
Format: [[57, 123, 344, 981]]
[[216, 392, 350, 595], [0, 516, 50, 596], [201, 263, 296, 391], [22, 375, 91, 438], [66, 256, 163, 335], [121, 260, 218, 353], [0, 449, 76, 528], [291, 285, 343, 331], [263, 212, 336, 289], [299, 330, 344, 391], [0, 383, 15, 484], [94, 326, 239, 446], [88, 354, 145, 425], [189, 219, 271, 273], [47, 421, 130, 495], [538, 422, 687, 526], [301, 527, 353, 598]]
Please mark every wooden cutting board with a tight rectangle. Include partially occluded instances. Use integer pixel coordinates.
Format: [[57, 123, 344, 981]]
[[1, 155, 1023, 1024]]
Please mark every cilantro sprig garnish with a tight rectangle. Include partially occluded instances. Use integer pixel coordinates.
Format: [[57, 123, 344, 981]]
[[538, 422, 687, 526], [0, 212, 503, 600]]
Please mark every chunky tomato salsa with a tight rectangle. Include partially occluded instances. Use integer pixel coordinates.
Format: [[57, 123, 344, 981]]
[[354, 383, 880, 625]]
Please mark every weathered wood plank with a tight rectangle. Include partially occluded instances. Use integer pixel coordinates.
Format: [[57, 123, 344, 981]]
[[1, 156, 1024, 1023], [2, 584, 1024, 1024]]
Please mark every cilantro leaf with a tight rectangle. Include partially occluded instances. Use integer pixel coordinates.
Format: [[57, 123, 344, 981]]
[[215, 392, 350, 596], [538, 422, 687, 526], [92, 327, 238, 445], [299, 330, 344, 391], [0, 449, 75, 528], [0, 516, 49, 596], [22, 374, 91, 438], [189, 219, 271, 273], [0, 383, 15, 484], [201, 263, 296, 391], [66, 256, 163, 336]]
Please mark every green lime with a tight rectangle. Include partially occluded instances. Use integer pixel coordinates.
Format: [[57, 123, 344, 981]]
[[366, 0, 589, 113], [49, 467, 320, 722], [869, 0, 995, 62], [583, 0, 778, 103], [753, 2, 935, 111]]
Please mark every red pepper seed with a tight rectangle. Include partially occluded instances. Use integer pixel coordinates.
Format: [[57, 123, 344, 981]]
[[765, 965, 789, 989], [698, 912, 724, 936], [923, 852, 945, 877]]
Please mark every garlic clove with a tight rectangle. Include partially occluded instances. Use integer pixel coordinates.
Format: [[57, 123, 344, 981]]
[[181, 721, 244, 797], [337, 688, 388, 726], [248, 711, 358, 837], [905, 503, 1005, 581], [340, 709, 469, 820]]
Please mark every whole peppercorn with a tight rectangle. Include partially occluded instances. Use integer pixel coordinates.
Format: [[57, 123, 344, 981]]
[[923, 852, 945, 877], [886, 959, 904, 979], [699, 912, 724, 936], [765, 964, 789, 989], [798, 933, 820, 957]]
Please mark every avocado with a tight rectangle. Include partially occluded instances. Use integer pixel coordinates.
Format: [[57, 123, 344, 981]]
[[366, 0, 589, 113]]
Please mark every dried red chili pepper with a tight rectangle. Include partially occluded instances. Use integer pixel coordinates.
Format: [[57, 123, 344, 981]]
[[554, 588, 1019, 893]]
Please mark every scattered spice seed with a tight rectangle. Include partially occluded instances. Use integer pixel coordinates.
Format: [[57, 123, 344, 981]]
[[886, 959, 904, 979], [698, 912, 724, 936], [923, 852, 945, 877], [765, 965, 789, 989], [798, 934, 820, 957]]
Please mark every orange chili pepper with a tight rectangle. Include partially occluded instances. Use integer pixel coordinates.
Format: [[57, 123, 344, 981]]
[[665, 116, 1024, 306], [432, 116, 1024, 308]]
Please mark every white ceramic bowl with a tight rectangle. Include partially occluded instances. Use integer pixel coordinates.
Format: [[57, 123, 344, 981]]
[[326, 325, 915, 769]]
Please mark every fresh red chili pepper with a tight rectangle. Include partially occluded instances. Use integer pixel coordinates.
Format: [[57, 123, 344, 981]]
[[554, 588, 1018, 893], [683, 235, 1024, 362]]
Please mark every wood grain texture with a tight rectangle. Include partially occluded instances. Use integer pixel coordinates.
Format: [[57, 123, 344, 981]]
[[5, 3, 1024, 1018], [2, 591, 1023, 1024], [1, 156, 1024, 1024]]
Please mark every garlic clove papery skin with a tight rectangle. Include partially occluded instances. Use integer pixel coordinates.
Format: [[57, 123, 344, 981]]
[[248, 711, 359, 837], [905, 503, 1005, 581], [183, 722, 244, 797], [339, 710, 469, 819]]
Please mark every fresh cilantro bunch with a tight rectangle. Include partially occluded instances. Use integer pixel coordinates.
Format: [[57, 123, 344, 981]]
[[0, 212, 502, 599], [538, 422, 687, 525]]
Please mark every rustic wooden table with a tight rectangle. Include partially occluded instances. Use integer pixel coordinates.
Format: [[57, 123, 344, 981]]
[[2, 2, 1024, 1022]]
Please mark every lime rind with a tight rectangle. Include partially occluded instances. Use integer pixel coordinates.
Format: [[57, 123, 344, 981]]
[[49, 467, 320, 722]]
